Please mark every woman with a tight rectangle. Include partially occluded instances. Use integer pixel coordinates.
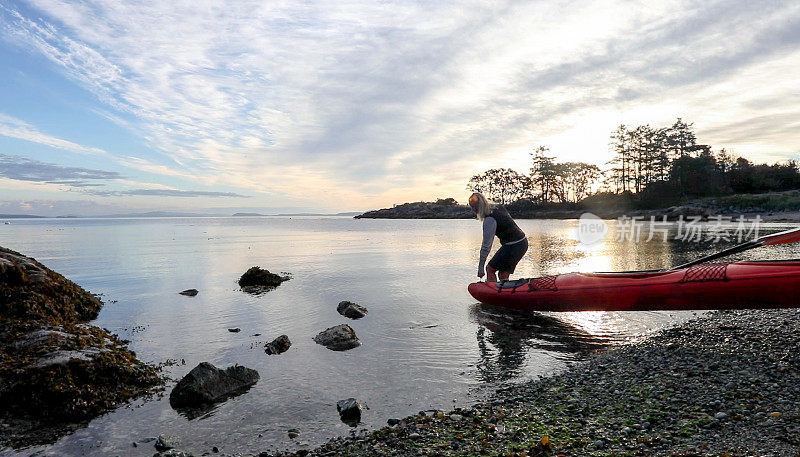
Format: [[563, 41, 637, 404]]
[[468, 192, 528, 282]]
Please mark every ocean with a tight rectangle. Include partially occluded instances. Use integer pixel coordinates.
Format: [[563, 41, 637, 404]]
[[2, 216, 793, 456]]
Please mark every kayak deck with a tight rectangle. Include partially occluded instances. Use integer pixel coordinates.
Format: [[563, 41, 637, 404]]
[[468, 260, 800, 312]]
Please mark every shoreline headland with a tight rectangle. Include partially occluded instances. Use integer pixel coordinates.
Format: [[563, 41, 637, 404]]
[[355, 191, 800, 222]]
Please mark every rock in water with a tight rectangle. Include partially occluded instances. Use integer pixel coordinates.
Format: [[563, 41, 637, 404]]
[[336, 398, 363, 425], [155, 434, 179, 451], [238, 266, 290, 293], [169, 362, 259, 408], [336, 301, 368, 319], [313, 324, 361, 351], [179, 289, 198, 296], [264, 335, 291, 355]]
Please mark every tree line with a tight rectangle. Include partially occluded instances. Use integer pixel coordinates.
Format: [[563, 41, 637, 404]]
[[467, 118, 800, 208]]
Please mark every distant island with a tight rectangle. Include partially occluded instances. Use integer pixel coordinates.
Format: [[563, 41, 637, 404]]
[[0, 214, 46, 219], [356, 198, 473, 219], [1, 211, 364, 219], [355, 191, 800, 222], [234, 211, 361, 217]]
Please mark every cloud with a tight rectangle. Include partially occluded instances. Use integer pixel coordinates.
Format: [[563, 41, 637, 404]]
[[85, 188, 250, 198], [0, 154, 246, 198], [0, 153, 121, 185], [2, 0, 800, 209], [0, 114, 110, 156]]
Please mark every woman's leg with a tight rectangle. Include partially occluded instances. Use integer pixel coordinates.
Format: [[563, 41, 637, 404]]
[[498, 271, 510, 281], [486, 265, 498, 282]]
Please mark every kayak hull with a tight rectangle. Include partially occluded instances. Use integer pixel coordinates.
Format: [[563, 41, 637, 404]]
[[467, 261, 800, 312]]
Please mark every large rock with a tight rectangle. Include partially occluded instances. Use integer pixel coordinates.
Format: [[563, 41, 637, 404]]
[[337, 301, 368, 319], [264, 335, 291, 355], [336, 398, 363, 425], [0, 246, 162, 449], [169, 362, 260, 408], [313, 324, 361, 351], [0, 246, 102, 322], [238, 266, 290, 293]]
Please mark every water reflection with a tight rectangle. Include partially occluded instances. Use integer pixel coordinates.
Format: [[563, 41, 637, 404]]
[[470, 304, 615, 384]]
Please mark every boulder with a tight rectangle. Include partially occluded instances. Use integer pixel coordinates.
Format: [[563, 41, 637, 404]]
[[264, 335, 291, 355], [336, 398, 363, 425], [179, 289, 198, 296], [0, 246, 102, 322], [336, 301, 368, 319], [169, 362, 259, 409], [313, 324, 361, 351], [238, 267, 290, 293]]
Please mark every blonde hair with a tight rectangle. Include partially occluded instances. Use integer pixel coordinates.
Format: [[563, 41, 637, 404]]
[[469, 192, 494, 221]]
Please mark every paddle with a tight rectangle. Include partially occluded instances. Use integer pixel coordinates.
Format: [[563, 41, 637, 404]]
[[669, 226, 800, 271]]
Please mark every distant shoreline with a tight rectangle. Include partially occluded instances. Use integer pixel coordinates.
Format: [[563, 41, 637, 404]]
[[354, 193, 800, 223], [1, 212, 361, 220]]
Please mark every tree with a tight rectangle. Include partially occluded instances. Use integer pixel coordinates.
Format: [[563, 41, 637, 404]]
[[530, 146, 557, 202], [666, 118, 697, 159], [435, 197, 458, 206], [467, 168, 531, 204], [527, 147, 602, 203], [565, 162, 601, 202], [669, 153, 724, 197], [607, 125, 633, 193]]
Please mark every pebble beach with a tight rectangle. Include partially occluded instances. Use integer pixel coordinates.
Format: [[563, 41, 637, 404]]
[[265, 308, 800, 457]]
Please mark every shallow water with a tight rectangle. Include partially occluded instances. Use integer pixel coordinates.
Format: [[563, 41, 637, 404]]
[[1, 216, 796, 456]]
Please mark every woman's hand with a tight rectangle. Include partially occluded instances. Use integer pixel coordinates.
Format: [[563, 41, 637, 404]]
[[477, 269, 485, 278]]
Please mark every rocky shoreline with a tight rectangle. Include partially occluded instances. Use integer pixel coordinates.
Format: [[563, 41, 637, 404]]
[[259, 308, 800, 457], [355, 199, 800, 222], [0, 246, 163, 448]]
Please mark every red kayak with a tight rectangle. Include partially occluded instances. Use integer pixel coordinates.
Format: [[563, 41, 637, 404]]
[[468, 260, 800, 311]]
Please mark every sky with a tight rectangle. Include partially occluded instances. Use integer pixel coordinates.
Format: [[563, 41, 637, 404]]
[[1, 0, 799, 216]]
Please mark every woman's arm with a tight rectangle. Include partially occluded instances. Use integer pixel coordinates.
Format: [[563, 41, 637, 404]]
[[478, 217, 496, 277]]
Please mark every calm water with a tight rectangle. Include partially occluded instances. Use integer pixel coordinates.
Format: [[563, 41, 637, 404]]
[[1, 216, 796, 456]]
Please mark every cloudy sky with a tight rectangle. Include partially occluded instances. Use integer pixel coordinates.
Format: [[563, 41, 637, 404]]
[[1, 0, 799, 215]]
